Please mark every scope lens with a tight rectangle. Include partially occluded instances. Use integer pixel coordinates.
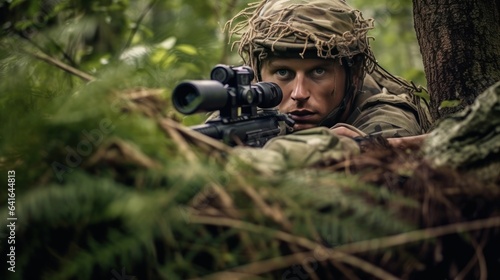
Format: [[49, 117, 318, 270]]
[[178, 90, 198, 107], [211, 65, 234, 84], [253, 82, 283, 108], [172, 83, 202, 114], [172, 80, 228, 114]]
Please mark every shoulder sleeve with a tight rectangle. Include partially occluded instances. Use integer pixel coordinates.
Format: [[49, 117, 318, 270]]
[[350, 88, 426, 138]]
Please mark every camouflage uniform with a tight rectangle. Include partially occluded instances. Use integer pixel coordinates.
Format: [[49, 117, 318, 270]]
[[228, 0, 433, 138], [343, 69, 432, 138], [223, 0, 434, 171]]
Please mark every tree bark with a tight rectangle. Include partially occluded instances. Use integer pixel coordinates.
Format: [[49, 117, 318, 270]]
[[412, 0, 500, 121]]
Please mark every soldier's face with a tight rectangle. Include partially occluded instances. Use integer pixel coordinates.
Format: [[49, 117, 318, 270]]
[[261, 58, 346, 131]]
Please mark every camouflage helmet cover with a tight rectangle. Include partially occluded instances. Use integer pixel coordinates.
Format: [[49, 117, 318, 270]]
[[227, 0, 376, 72]]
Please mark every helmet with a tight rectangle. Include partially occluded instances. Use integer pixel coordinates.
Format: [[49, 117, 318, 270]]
[[227, 0, 376, 73], [227, 0, 432, 130]]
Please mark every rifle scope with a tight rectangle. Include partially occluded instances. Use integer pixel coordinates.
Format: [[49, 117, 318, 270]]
[[172, 65, 283, 115]]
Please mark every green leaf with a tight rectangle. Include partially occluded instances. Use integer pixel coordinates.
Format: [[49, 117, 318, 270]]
[[439, 99, 462, 109], [175, 44, 198, 56]]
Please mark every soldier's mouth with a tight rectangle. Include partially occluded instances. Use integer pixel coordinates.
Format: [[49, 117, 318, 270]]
[[289, 110, 315, 122]]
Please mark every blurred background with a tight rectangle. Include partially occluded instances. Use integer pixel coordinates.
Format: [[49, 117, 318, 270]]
[[0, 0, 424, 128], [0, 0, 424, 91]]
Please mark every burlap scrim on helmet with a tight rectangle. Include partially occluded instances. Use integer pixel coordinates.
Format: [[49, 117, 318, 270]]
[[226, 0, 376, 72]]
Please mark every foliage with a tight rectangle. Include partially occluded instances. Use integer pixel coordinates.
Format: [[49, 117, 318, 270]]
[[353, 0, 427, 87], [1, 81, 499, 279], [0, 1, 499, 280]]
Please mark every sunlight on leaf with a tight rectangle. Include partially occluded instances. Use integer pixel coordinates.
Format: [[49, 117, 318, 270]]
[[439, 99, 461, 109], [413, 90, 430, 102], [149, 48, 177, 69], [158, 37, 177, 50], [175, 44, 198, 55]]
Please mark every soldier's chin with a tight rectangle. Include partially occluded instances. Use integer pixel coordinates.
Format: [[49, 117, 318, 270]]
[[293, 122, 317, 131]]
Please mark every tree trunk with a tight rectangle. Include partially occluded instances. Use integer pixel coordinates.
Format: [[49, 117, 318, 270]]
[[412, 0, 500, 121]]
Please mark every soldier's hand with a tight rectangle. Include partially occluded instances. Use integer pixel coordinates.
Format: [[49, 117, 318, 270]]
[[329, 123, 366, 138], [230, 127, 360, 174], [387, 134, 428, 150], [330, 126, 363, 138]]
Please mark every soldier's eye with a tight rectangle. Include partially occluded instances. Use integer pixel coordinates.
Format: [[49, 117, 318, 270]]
[[274, 69, 294, 80], [276, 69, 289, 77], [313, 68, 326, 76]]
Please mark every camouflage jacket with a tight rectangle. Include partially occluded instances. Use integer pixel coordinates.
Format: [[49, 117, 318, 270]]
[[340, 69, 433, 138]]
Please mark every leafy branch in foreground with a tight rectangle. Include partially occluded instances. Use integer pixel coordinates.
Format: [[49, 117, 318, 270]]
[[1, 78, 500, 279]]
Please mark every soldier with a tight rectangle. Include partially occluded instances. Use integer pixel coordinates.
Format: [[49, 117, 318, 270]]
[[227, 0, 432, 140]]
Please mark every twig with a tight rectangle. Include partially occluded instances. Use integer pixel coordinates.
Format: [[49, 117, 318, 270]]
[[120, 0, 158, 56], [189, 216, 399, 279], [191, 215, 500, 256], [83, 137, 161, 169], [201, 249, 399, 280], [18, 31, 79, 68], [231, 171, 292, 231], [455, 233, 488, 280], [190, 215, 500, 278], [159, 118, 232, 154], [195, 252, 313, 280], [30, 52, 95, 82], [191, 182, 241, 219], [158, 118, 199, 164], [334, 216, 500, 255]]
